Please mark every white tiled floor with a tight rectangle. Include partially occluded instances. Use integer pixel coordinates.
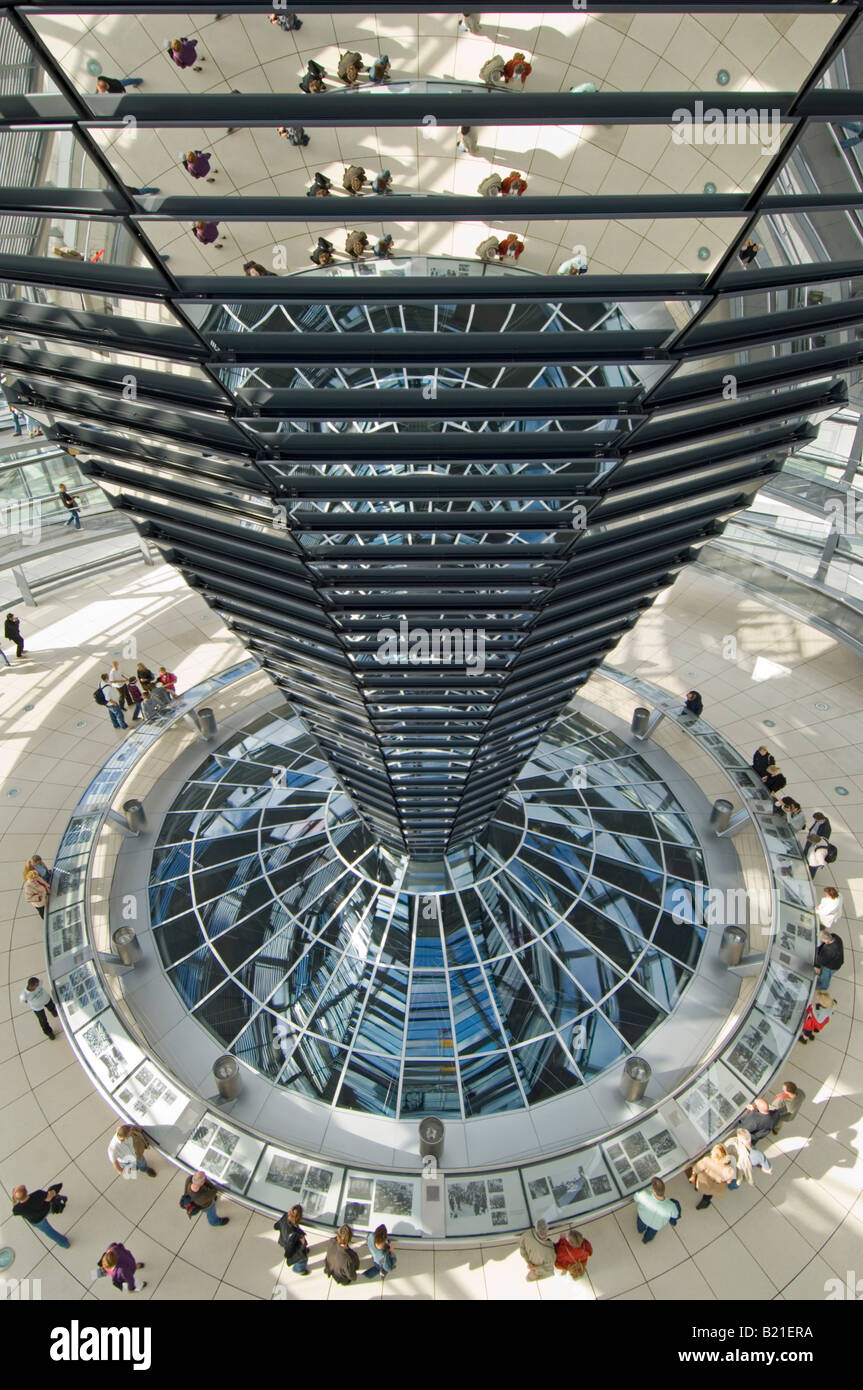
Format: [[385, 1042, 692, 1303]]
[[1, 554, 862, 1299]]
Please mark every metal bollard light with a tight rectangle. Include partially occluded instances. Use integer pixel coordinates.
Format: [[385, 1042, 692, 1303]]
[[196, 707, 217, 740], [719, 924, 747, 968], [419, 1115, 445, 1162], [620, 1055, 651, 1103], [213, 1054, 242, 1101], [709, 798, 733, 833], [112, 926, 141, 966], [631, 707, 650, 738], [122, 798, 147, 834]]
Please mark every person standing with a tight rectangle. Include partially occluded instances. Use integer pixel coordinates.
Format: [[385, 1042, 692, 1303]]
[[97, 1243, 146, 1292], [58, 483, 82, 530], [299, 59, 326, 93], [502, 52, 532, 86], [738, 239, 761, 267], [690, 1143, 734, 1210], [344, 230, 370, 260], [776, 796, 805, 831], [139, 682, 163, 720], [168, 37, 203, 71], [5, 612, 24, 658], [725, 1127, 772, 1186], [373, 234, 395, 259], [193, 220, 223, 247], [23, 853, 52, 883], [762, 763, 787, 795], [324, 1225, 360, 1284], [306, 171, 333, 197], [552, 1228, 593, 1279], [456, 126, 478, 155], [274, 1204, 309, 1274], [496, 233, 524, 261], [10, 406, 25, 435], [816, 886, 842, 932], [23, 869, 49, 921], [136, 660, 155, 686], [157, 666, 178, 698], [343, 164, 369, 194], [372, 170, 393, 194], [269, 10, 302, 30], [182, 1171, 229, 1226], [364, 1223, 397, 1279], [557, 252, 588, 276], [12, 1183, 70, 1248], [280, 124, 309, 146], [500, 170, 527, 196], [752, 745, 772, 778], [681, 689, 703, 717], [125, 676, 145, 720], [799, 989, 835, 1044], [478, 55, 506, 87], [771, 1081, 804, 1133], [518, 1217, 556, 1281], [369, 54, 390, 84], [740, 1097, 779, 1146], [475, 234, 501, 262], [182, 149, 215, 181], [459, 11, 482, 34], [108, 1124, 156, 1178], [806, 811, 832, 843], [20, 976, 59, 1038], [310, 236, 336, 266], [96, 76, 143, 93], [99, 673, 128, 729], [815, 926, 844, 990], [633, 1177, 680, 1243], [477, 172, 502, 197], [108, 659, 131, 708], [337, 51, 366, 86], [805, 835, 830, 879]]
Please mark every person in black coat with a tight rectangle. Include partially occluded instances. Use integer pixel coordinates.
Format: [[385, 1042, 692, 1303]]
[[309, 236, 335, 266], [274, 1204, 309, 1274], [4, 612, 24, 658], [762, 764, 786, 795], [807, 812, 831, 843], [681, 690, 703, 718], [741, 1099, 778, 1146], [324, 1225, 360, 1285], [752, 746, 772, 779], [815, 929, 844, 991], [299, 59, 326, 93]]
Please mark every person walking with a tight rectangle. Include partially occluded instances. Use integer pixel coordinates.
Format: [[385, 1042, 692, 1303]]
[[369, 54, 390, 84], [269, 10, 302, 30], [97, 1243, 146, 1292], [324, 1225, 360, 1284], [373, 233, 395, 259], [343, 164, 369, 194], [12, 1183, 70, 1248], [5, 612, 24, 658], [168, 37, 203, 71], [372, 169, 393, 194], [478, 55, 507, 87], [816, 886, 842, 932], [108, 1124, 156, 1178], [738, 239, 761, 267], [98, 673, 128, 729], [10, 406, 26, 435], [306, 171, 333, 197], [344, 230, 370, 260], [681, 689, 703, 717], [96, 76, 143, 93], [771, 1081, 804, 1134], [181, 1171, 229, 1226], [552, 1228, 593, 1279], [762, 763, 787, 795], [726, 1127, 772, 1186], [279, 124, 310, 146], [690, 1143, 734, 1209], [805, 835, 831, 879], [274, 1203, 310, 1273], [299, 59, 326, 93], [633, 1177, 681, 1243], [243, 261, 275, 276], [799, 989, 835, 1044], [456, 126, 478, 155], [20, 976, 58, 1038], [337, 50, 366, 86], [364, 1223, 397, 1279], [182, 149, 215, 181], [815, 925, 844, 991], [502, 52, 532, 87], [752, 745, 772, 778], [500, 170, 527, 196], [518, 1217, 556, 1281], [806, 811, 832, 843], [477, 172, 502, 197], [23, 869, 49, 921], [58, 483, 82, 530], [193, 220, 223, 247], [310, 236, 336, 266]]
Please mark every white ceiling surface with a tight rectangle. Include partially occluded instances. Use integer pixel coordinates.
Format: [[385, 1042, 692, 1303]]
[[32, 9, 839, 277]]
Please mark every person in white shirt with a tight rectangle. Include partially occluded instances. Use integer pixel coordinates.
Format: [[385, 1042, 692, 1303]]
[[805, 836, 830, 879], [816, 886, 842, 931], [557, 252, 588, 276], [107, 1124, 156, 1178]]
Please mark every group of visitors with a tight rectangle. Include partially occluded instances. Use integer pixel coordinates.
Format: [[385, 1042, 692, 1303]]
[[309, 232, 395, 266], [95, 659, 179, 730]]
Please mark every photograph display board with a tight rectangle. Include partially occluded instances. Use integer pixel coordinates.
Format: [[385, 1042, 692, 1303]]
[[676, 1060, 750, 1145], [755, 960, 812, 1032], [74, 1007, 145, 1089], [776, 903, 817, 960], [724, 1010, 797, 1094], [178, 1115, 264, 1193], [246, 1146, 343, 1221], [601, 1113, 688, 1194], [522, 1146, 616, 1225], [55, 961, 109, 1030], [444, 1169, 528, 1235], [47, 900, 87, 961], [114, 1059, 192, 1129], [339, 1171, 423, 1236]]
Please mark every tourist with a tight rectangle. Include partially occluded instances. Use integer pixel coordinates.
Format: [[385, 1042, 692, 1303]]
[[456, 126, 478, 155], [771, 1081, 804, 1133], [97, 1243, 147, 1292], [726, 1127, 773, 1186], [478, 55, 506, 87], [799, 990, 835, 1043], [690, 1143, 734, 1210], [299, 59, 326, 93], [364, 1223, 397, 1279], [370, 55, 390, 84], [553, 1228, 593, 1279], [344, 230, 371, 260], [337, 50, 366, 86], [23, 853, 52, 884], [243, 261, 275, 276], [193, 220, 222, 247], [752, 745, 772, 778], [307, 172, 333, 197], [372, 170, 393, 194], [762, 763, 787, 795], [269, 10, 302, 30], [496, 233, 524, 261], [806, 811, 832, 843], [12, 1183, 69, 1248], [738, 239, 761, 268], [96, 76, 143, 93], [324, 1225, 360, 1284], [182, 150, 215, 181], [477, 172, 502, 197], [373, 233, 395, 258], [518, 1217, 556, 1280], [274, 1204, 310, 1273], [501, 171, 528, 196], [816, 886, 842, 932], [741, 1097, 779, 1146], [182, 1171, 229, 1226], [502, 52, 532, 86], [343, 164, 369, 194], [279, 125, 309, 146], [805, 835, 831, 879], [681, 689, 703, 717], [58, 483, 82, 530], [4, 612, 24, 658], [108, 1123, 156, 1178], [633, 1177, 681, 1243], [168, 37, 203, 71], [20, 976, 58, 1038], [23, 869, 49, 920], [815, 925, 844, 990], [557, 252, 589, 275], [310, 236, 336, 266], [459, 12, 482, 34], [98, 673, 128, 730], [475, 235, 501, 262]]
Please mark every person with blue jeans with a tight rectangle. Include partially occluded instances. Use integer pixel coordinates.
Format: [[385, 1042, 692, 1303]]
[[364, 1223, 396, 1278], [183, 1171, 229, 1226], [633, 1177, 680, 1243], [815, 927, 843, 991], [840, 123, 863, 149], [274, 1204, 309, 1273], [58, 483, 81, 529], [13, 1183, 70, 1247], [100, 675, 128, 729], [95, 76, 143, 93], [107, 1124, 156, 1178]]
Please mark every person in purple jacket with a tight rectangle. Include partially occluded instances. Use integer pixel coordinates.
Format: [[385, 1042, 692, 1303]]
[[183, 149, 215, 181], [193, 219, 222, 247], [168, 37, 202, 71], [98, 1243, 147, 1292]]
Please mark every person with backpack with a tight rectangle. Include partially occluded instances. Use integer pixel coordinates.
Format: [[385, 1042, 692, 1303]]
[[553, 1227, 593, 1278], [816, 886, 842, 931], [632, 1178, 680, 1243], [274, 1204, 310, 1274], [519, 1217, 556, 1281], [805, 836, 833, 879], [799, 989, 835, 1044], [324, 1224, 360, 1284], [96, 673, 128, 729], [299, 59, 326, 93], [181, 1171, 229, 1226], [343, 164, 369, 194], [815, 926, 844, 990]]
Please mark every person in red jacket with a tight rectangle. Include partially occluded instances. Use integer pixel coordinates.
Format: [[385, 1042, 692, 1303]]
[[496, 234, 525, 262], [799, 990, 835, 1043], [554, 1228, 593, 1280], [156, 666, 178, 699], [500, 171, 528, 196], [503, 53, 532, 87]]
